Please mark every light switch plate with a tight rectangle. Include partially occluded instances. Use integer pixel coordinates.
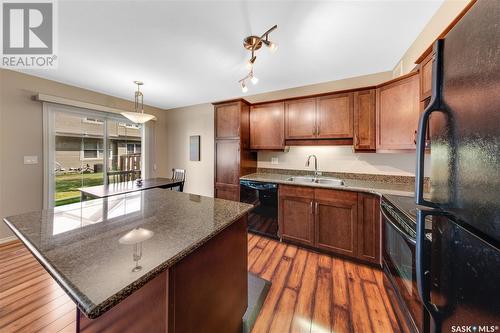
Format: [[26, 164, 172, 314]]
[[24, 155, 38, 164], [271, 157, 279, 165]]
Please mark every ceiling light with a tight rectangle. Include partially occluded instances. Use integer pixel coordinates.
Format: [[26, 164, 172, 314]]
[[250, 72, 259, 85], [121, 81, 156, 124], [238, 25, 277, 89]]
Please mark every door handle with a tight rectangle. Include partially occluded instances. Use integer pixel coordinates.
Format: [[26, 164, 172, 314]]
[[416, 39, 444, 207], [416, 209, 446, 333]]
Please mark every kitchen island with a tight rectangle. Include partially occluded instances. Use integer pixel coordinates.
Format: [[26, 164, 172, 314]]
[[3, 188, 253, 333]]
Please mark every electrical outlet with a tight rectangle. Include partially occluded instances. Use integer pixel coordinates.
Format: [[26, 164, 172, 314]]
[[271, 157, 279, 165], [24, 155, 38, 164]]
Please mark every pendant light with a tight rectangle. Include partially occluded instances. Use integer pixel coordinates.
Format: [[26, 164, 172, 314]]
[[121, 81, 156, 124]]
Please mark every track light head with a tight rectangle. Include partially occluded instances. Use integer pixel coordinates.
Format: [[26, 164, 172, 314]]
[[241, 81, 248, 93], [250, 72, 259, 85]]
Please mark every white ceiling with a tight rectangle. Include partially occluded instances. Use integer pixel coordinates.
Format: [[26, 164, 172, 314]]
[[21, 0, 443, 109]]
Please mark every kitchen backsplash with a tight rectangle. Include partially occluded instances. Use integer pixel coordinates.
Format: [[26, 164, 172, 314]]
[[257, 146, 431, 177]]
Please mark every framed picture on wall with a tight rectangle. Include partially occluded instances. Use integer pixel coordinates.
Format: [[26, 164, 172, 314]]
[[190, 135, 200, 161]]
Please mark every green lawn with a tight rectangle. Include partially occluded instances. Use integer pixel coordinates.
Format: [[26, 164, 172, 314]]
[[55, 172, 104, 206]]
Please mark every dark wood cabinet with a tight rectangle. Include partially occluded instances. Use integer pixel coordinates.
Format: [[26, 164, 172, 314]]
[[278, 185, 315, 246], [213, 100, 256, 200], [376, 72, 420, 150], [419, 51, 434, 101], [214, 183, 240, 202], [250, 102, 285, 150], [314, 188, 358, 257], [215, 140, 240, 185], [215, 103, 240, 139], [277, 184, 381, 265], [353, 89, 376, 151], [285, 98, 317, 139], [356, 193, 380, 264], [317, 93, 353, 139]]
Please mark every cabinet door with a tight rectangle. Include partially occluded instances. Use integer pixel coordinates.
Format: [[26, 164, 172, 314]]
[[317, 93, 353, 138], [215, 140, 240, 185], [250, 102, 285, 149], [353, 89, 376, 150], [215, 183, 239, 201], [420, 51, 434, 101], [357, 193, 380, 265], [285, 98, 317, 139], [314, 189, 358, 257], [215, 103, 240, 139], [279, 185, 315, 246], [377, 73, 420, 150]]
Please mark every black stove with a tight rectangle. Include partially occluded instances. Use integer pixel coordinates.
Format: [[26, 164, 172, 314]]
[[382, 194, 433, 233]]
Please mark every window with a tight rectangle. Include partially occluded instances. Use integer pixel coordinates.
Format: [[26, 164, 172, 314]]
[[82, 139, 104, 159], [44, 104, 146, 208]]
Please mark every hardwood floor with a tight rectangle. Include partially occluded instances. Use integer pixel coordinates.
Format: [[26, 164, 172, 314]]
[[248, 233, 402, 333], [1, 234, 400, 333], [0, 241, 76, 333]]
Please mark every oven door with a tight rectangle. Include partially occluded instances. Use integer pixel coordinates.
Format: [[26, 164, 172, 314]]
[[382, 205, 428, 333]]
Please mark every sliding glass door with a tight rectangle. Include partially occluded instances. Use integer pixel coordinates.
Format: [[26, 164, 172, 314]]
[[45, 105, 144, 207]]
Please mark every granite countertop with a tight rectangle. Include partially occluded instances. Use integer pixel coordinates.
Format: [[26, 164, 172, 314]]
[[3, 188, 253, 319], [79, 177, 182, 198], [241, 172, 418, 197]]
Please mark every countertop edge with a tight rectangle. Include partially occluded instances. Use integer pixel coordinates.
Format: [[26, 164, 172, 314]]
[[3, 206, 252, 319], [240, 173, 416, 198]]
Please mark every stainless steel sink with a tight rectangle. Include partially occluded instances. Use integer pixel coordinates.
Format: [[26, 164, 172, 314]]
[[286, 176, 344, 186]]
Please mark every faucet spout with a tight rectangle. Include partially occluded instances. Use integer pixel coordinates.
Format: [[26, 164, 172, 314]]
[[306, 155, 319, 178]]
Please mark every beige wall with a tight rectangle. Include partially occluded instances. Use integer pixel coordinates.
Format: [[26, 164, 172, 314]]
[[395, 0, 473, 75], [0, 69, 169, 240], [165, 103, 214, 197]]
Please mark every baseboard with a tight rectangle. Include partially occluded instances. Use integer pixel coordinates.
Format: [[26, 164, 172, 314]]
[[0, 235, 18, 245]]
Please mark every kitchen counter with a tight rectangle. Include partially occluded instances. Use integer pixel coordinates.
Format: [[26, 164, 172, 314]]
[[241, 172, 419, 197], [3, 188, 253, 323]]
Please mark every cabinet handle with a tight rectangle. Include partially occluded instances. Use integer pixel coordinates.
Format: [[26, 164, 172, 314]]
[[316, 126, 320, 135], [414, 130, 417, 145], [354, 134, 359, 146]]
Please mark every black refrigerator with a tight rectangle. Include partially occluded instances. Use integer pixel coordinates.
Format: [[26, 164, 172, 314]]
[[414, 0, 500, 332]]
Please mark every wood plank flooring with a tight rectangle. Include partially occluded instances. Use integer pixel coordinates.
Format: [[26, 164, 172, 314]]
[[1, 234, 400, 333], [0, 241, 76, 333], [248, 233, 402, 333]]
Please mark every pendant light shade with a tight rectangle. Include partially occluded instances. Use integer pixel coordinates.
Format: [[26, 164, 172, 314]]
[[120, 111, 156, 124], [121, 81, 156, 124]]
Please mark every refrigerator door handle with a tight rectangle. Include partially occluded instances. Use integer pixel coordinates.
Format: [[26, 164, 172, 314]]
[[416, 39, 445, 207], [416, 208, 447, 333]]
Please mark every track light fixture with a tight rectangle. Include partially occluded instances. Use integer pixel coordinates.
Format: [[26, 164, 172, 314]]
[[238, 25, 277, 92], [239, 69, 259, 93]]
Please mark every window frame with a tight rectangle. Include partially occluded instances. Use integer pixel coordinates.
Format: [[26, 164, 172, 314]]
[[43, 103, 146, 209]]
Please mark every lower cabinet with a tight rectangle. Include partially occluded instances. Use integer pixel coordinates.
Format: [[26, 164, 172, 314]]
[[279, 185, 315, 246], [315, 188, 358, 257], [215, 183, 239, 201], [278, 185, 381, 265]]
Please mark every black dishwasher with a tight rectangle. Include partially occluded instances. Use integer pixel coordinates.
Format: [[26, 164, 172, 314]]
[[240, 180, 279, 239]]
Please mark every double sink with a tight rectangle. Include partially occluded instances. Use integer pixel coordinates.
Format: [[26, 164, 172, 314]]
[[286, 176, 345, 187]]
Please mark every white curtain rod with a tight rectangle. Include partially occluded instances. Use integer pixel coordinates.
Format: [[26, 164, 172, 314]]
[[35, 93, 157, 121]]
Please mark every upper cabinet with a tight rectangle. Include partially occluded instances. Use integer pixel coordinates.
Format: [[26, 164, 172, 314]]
[[284, 93, 354, 141], [353, 89, 376, 151], [285, 98, 317, 139], [419, 51, 435, 101], [376, 73, 420, 150], [250, 102, 285, 150], [317, 93, 353, 139], [215, 102, 241, 139]]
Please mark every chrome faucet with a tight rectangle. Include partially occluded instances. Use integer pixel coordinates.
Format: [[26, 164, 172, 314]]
[[306, 155, 320, 178]]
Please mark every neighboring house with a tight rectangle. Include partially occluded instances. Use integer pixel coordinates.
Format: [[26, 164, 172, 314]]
[[55, 114, 141, 172]]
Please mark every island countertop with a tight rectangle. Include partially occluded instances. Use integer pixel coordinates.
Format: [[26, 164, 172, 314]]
[[3, 188, 253, 319]]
